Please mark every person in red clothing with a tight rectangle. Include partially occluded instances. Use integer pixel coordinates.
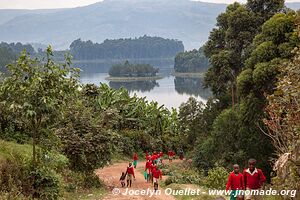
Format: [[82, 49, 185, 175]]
[[151, 152, 158, 164], [125, 162, 135, 187], [133, 153, 138, 168], [226, 164, 244, 200], [168, 150, 174, 163], [152, 167, 162, 192], [145, 158, 152, 182], [243, 159, 266, 200]]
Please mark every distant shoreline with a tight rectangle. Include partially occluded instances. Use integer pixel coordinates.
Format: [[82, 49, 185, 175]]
[[105, 75, 163, 82], [171, 72, 204, 78]]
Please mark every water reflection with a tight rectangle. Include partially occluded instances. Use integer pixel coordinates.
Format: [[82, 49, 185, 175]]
[[109, 80, 159, 92], [174, 77, 212, 99]]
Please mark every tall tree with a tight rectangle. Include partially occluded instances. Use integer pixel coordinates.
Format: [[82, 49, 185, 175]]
[[0, 47, 79, 168]]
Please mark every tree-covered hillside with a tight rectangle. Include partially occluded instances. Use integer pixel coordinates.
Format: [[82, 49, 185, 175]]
[[174, 47, 209, 73], [70, 36, 184, 60], [0, 42, 35, 70]]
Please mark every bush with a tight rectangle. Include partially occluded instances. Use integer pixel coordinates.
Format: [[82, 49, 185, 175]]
[[0, 140, 68, 199], [204, 166, 228, 189], [30, 167, 62, 200]]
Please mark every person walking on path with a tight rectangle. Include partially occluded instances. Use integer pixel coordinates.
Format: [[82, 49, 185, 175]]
[[179, 149, 184, 160], [152, 167, 162, 192], [226, 164, 244, 200], [243, 159, 266, 200], [145, 158, 152, 182], [168, 150, 174, 163], [133, 153, 138, 168], [125, 162, 135, 187], [119, 172, 126, 187]]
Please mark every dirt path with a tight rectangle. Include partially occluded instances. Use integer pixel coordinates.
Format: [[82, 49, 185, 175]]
[[96, 161, 176, 200]]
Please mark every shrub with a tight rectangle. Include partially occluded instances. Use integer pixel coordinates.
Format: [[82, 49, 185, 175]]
[[30, 167, 62, 200], [204, 166, 228, 189]]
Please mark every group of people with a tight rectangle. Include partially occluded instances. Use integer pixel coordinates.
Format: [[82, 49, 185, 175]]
[[226, 159, 266, 200], [119, 152, 266, 200], [119, 150, 180, 190]]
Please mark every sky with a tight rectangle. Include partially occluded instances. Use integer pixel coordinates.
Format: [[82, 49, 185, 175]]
[[0, 0, 299, 9]]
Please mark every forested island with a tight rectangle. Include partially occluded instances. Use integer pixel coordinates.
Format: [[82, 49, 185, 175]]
[[174, 47, 209, 73], [70, 35, 184, 60], [108, 61, 160, 80]]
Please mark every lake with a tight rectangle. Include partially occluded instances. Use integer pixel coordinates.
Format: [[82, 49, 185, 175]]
[[76, 60, 211, 109]]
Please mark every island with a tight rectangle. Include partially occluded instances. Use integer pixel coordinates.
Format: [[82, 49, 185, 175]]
[[106, 61, 162, 81]]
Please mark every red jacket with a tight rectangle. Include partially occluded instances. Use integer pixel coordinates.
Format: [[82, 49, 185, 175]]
[[226, 172, 244, 191], [145, 161, 152, 171], [151, 154, 158, 161], [126, 166, 135, 177], [152, 168, 162, 179], [168, 151, 174, 156], [243, 168, 266, 189]]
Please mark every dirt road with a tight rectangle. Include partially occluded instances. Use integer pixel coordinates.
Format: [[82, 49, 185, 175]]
[[96, 161, 176, 200]]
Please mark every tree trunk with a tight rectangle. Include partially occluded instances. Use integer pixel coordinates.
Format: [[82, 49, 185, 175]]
[[231, 82, 235, 110]]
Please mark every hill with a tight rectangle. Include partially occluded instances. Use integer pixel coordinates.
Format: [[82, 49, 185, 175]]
[[0, 1, 299, 50], [0, 0, 227, 50]]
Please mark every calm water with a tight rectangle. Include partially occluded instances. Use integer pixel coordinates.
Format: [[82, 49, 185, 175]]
[[77, 60, 211, 109]]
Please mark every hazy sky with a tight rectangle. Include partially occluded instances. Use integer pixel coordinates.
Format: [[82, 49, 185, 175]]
[[0, 0, 299, 9]]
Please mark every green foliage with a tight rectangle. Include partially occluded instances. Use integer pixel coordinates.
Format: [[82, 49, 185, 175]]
[[0, 140, 68, 199], [70, 36, 184, 60], [57, 101, 111, 174], [161, 163, 204, 186], [264, 48, 300, 196], [0, 46, 80, 167], [204, 167, 228, 190], [174, 47, 209, 73], [108, 61, 159, 77], [30, 167, 62, 200], [0, 46, 16, 71]]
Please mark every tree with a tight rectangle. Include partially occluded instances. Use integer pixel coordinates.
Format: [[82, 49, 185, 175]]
[[174, 47, 209, 73], [0, 46, 80, 168], [263, 48, 300, 197], [70, 36, 184, 60], [204, 2, 258, 107]]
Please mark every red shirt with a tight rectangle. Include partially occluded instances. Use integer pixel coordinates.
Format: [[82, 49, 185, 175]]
[[226, 172, 244, 190], [243, 168, 266, 189], [168, 151, 173, 156], [126, 166, 135, 177], [160, 152, 163, 157], [133, 154, 138, 161], [152, 168, 162, 179], [145, 161, 152, 171], [151, 154, 157, 161]]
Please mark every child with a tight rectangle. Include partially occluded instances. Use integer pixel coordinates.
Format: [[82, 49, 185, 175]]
[[152, 167, 162, 192], [119, 172, 126, 187], [145, 158, 152, 182], [226, 164, 244, 200], [133, 153, 138, 168], [243, 159, 266, 200], [126, 162, 135, 187]]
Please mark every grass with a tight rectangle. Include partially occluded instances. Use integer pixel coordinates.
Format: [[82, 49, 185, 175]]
[[0, 140, 32, 162], [105, 75, 163, 82], [63, 187, 107, 200]]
